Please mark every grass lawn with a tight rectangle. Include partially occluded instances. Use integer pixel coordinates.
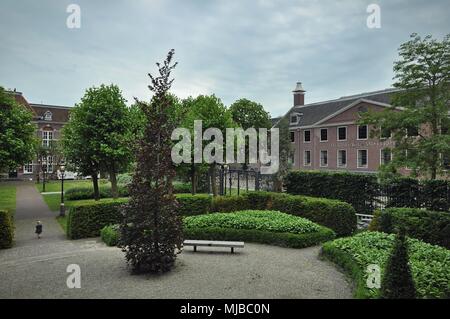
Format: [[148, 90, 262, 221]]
[[35, 179, 110, 193], [0, 184, 16, 213]]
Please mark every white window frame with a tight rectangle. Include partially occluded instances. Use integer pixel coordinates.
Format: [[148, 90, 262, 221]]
[[320, 150, 328, 167], [24, 162, 33, 174], [357, 125, 368, 140], [320, 128, 328, 142], [42, 130, 53, 147], [337, 126, 347, 141], [357, 149, 368, 168], [303, 130, 311, 143], [380, 149, 392, 165], [303, 150, 311, 166], [44, 111, 52, 121], [337, 149, 347, 168]]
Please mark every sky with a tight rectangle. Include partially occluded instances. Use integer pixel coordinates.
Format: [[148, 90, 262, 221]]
[[0, 0, 449, 117]]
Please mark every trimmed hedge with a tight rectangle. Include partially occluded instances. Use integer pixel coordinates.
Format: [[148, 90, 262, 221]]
[[369, 208, 450, 249], [100, 224, 120, 246], [184, 210, 335, 248], [322, 231, 450, 299], [66, 199, 127, 239], [0, 210, 13, 249], [212, 195, 250, 213], [176, 194, 212, 216], [285, 171, 379, 215]]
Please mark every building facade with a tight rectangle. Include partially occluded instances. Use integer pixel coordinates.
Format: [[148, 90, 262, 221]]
[[276, 83, 400, 174], [11, 91, 70, 180]]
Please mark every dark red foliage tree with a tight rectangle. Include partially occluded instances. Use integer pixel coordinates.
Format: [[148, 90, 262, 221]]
[[119, 49, 183, 274]]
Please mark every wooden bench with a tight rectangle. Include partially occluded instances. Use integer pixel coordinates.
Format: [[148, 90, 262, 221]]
[[183, 240, 244, 253]]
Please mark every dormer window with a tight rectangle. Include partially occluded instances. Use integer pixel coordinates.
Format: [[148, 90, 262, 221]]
[[290, 112, 303, 125], [44, 111, 52, 121]]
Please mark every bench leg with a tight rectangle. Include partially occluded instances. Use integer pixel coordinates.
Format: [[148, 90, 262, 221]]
[[231, 247, 234, 254], [193, 246, 197, 252]]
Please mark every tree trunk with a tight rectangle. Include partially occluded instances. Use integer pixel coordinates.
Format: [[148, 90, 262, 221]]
[[190, 163, 197, 195], [92, 173, 100, 201], [210, 164, 217, 196], [110, 165, 118, 199]]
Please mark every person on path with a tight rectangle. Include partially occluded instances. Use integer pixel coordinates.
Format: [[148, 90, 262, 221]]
[[35, 221, 43, 239]]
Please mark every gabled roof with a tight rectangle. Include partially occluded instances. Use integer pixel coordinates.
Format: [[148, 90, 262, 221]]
[[30, 103, 71, 123], [9, 91, 37, 116], [274, 88, 401, 128]]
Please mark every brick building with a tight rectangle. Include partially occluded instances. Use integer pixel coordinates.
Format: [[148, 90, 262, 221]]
[[10, 91, 70, 179], [275, 83, 401, 173]]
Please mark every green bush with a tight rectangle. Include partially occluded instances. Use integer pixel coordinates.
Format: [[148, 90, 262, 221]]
[[184, 210, 335, 248], [173, 182, 192, 194], [322, 231, 450, 299], [0, 210, 13, 249], [383, 177, 420, 209], [371, 208, 450, 249], [66, 199, 127, 239], [212, 195, 250, 213], [176, 194, 212, 216], [285, 171, 379, 215], [100, 224, 120, 246], [65, 186, 129, 200]]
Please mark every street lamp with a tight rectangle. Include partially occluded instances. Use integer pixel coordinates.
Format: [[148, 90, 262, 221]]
[[60, 161, 65, 217], [41, 158, 47, 193]]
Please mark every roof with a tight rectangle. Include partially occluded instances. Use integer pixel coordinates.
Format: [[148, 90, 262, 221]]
[[275, 88, 400, 128], [30, 103, 71, 123]]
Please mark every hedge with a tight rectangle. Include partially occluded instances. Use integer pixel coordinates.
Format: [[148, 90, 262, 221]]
[[285, 171, 379, 215], [184, 210, 335, 248], [176, 194, 212, 216], [211, 195, 250, 213], [100, 224, 120, 246], [369, 208, 450, 249], [322, 232, 450, 299], [0, 210, 13, 249]]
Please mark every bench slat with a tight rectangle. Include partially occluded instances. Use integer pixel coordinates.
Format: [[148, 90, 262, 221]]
[[184, 240, 244, 248]]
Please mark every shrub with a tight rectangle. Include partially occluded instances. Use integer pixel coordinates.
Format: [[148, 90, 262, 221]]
[[285, 171, 379, 215], [176, 194, 212, 216], [100, 224, 120, 246], [173, 182, 192, 194], [381, 231, 416, 299], [421, 179, 450, 211], [322, 231, 450, 298], [371, 208, 450, 249], [65, 186, 129, 201], [66, 199, 127, 239], [0, 210, 13, 249], [212, 195, 250, 213], [116, 173, 132, 186], [184, 210, 335, 248]]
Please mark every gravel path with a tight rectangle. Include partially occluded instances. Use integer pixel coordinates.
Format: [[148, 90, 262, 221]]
[[0, 182, 353, 299]]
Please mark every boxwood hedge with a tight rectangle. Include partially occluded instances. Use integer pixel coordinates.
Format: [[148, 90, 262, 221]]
[[100, 224, 120, 246], [0, 210, 13, 249], [369, 208, 450, 249], [184, 210, 335, 248], [322, 231, 450, 299]]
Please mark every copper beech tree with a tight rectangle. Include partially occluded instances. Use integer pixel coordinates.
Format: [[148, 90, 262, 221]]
[[119, 50, 183, 274]]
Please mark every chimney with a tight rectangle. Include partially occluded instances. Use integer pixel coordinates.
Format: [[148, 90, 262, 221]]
[[293, 82, 306, 106]]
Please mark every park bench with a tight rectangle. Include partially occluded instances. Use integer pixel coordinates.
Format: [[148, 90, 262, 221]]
[[183, 240, 244, 253]]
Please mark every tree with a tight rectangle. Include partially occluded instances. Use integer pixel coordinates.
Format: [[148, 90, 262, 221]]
[[360, 33, 450, 179], [182, 95, 235, 196], [381, 230, 416, 299], [0, 87, 36, 172], [119, 49, 183, 274], [62, 84, 132, 199], [229, 98, 272, 131], [272, 117, 292, 192]]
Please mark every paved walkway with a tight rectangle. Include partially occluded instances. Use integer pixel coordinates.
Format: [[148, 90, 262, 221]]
[[0, 182, 353, 299]]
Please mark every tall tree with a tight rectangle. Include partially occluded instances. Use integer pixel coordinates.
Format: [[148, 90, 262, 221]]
[[229, 98, 272, 130], [360, 33, 450, 179], [182, 95, 235, 196], [0, 87, 36, 172], [272, 117, 292, 192], [119, 49, 183, 274], [62, 84, 132, 199]]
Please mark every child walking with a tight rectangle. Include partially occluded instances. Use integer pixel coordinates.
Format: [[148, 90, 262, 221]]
[[35, 221, 43, 239]]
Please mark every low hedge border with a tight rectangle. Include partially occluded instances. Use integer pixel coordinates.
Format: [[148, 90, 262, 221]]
[[0, 210, 14, 249], [369, 208, 450, 249], [100, 224, 120, 246]]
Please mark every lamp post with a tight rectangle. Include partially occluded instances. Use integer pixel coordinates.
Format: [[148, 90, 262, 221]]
[[59, 162, 65, 217], [42, 158, 47, 193]]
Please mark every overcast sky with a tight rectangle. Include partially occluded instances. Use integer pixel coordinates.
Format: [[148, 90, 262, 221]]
[[1, 0, 449, 117]]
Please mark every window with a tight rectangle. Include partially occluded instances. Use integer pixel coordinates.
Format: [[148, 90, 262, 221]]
[[381, 127, 392, 139], [337, 150, 347, 167], [24, 162, 33, 174], [42, 130, 53, 147], [43, 111, 52, 121], [406, 126, 419, 137], [380, 149, 392, 165], [304, 150, 311, 166], [337, 127, 347, 141], [320, 129, 328, 142], [357, 125, 368, 140], [303, 130, 311, 143], [290, 131, 295, 143], [320, 150, 328, 167], [288, 153, 295, 165], [42, 156, 54, 173], [357, 149, 368, 168], [290, 115, 298, 124]]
